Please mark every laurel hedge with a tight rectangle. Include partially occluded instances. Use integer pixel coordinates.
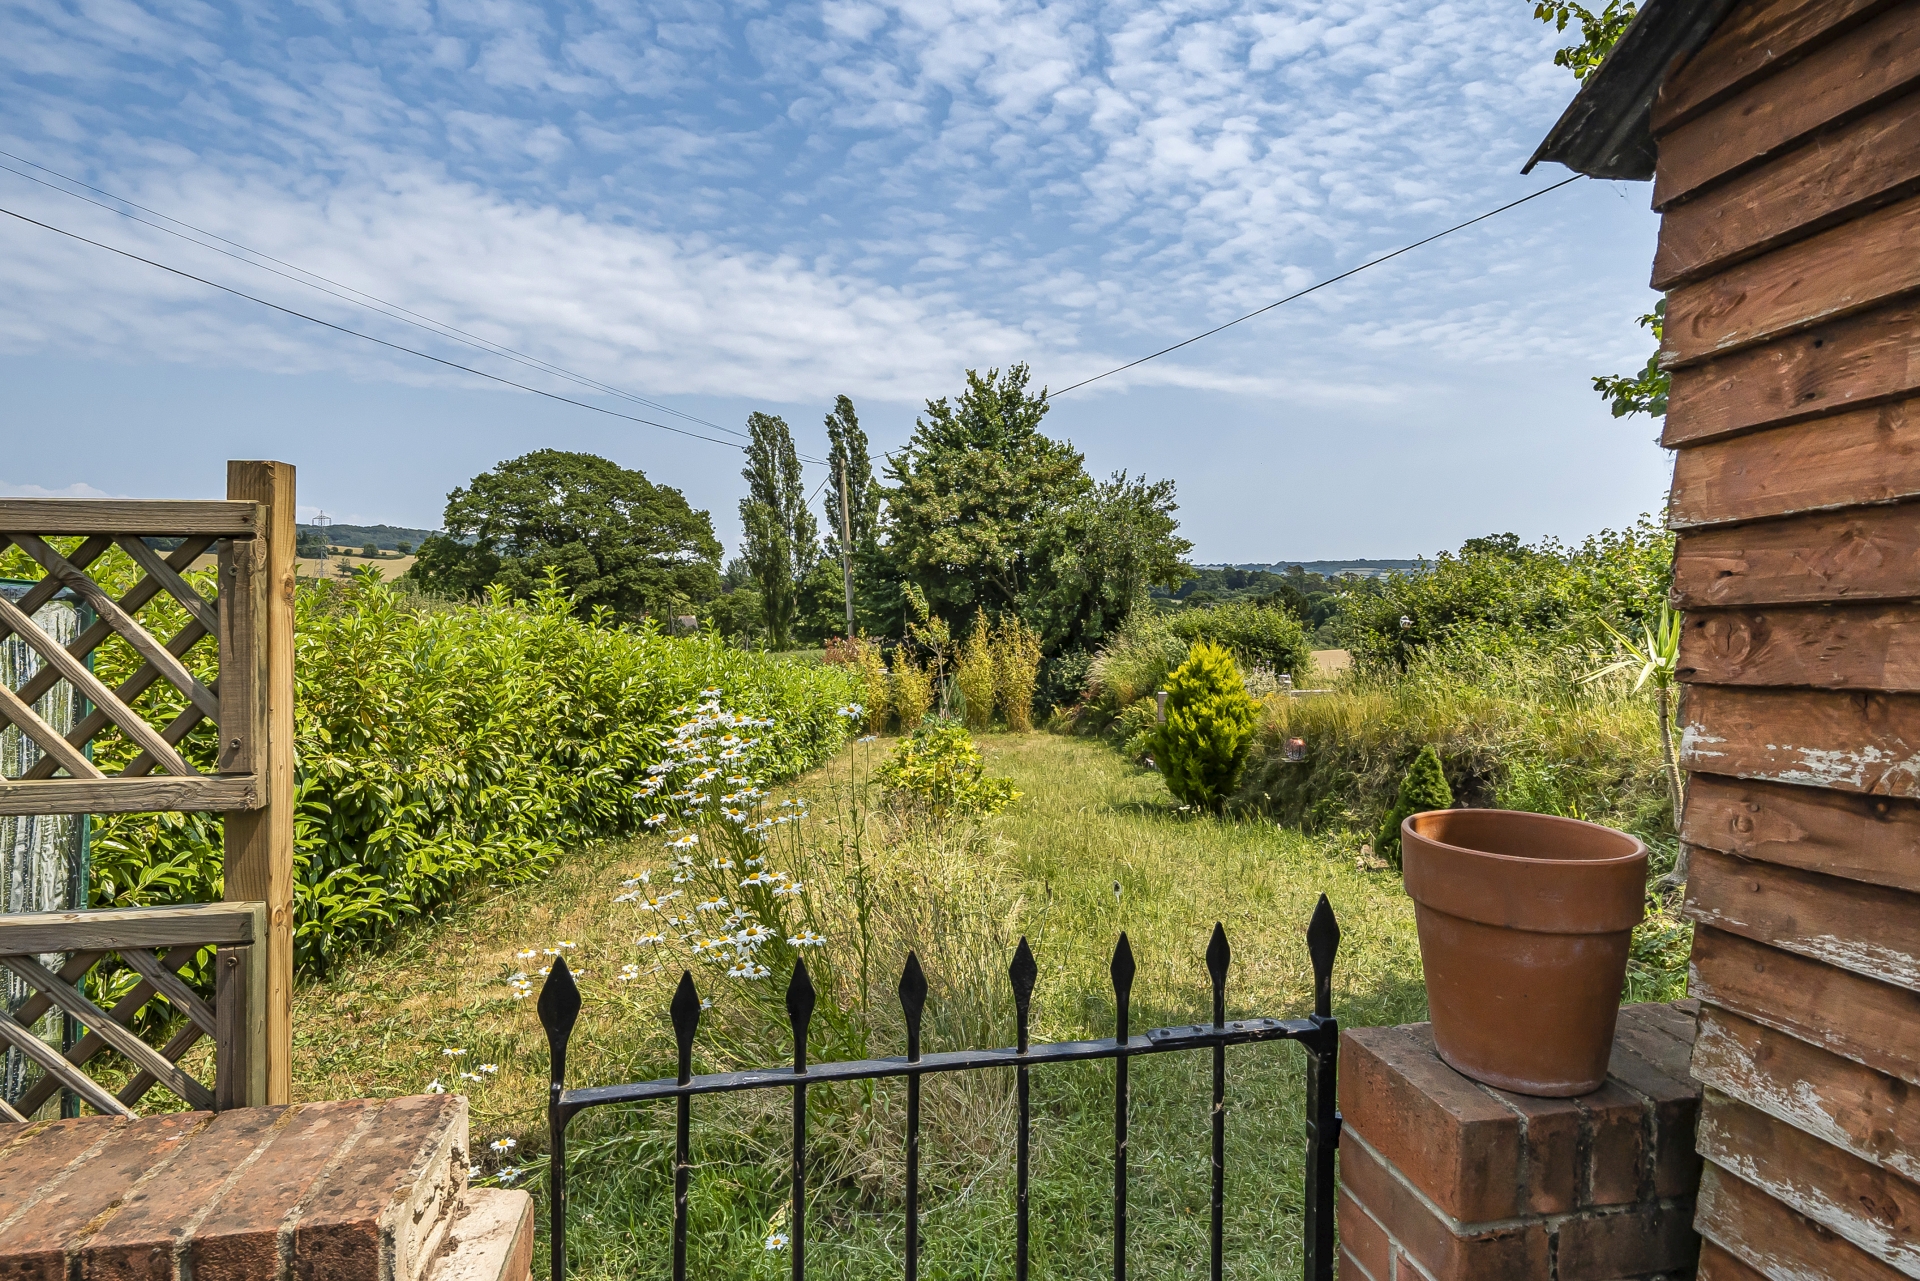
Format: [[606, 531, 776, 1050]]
[[78, 568, 859, 972]]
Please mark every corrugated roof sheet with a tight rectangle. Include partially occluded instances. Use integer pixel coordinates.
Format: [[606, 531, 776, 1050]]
[[1524, 0, 1743, 180]]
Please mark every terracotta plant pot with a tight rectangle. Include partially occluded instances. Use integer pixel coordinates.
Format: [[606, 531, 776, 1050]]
[[1402, 809, 1648, 1097]]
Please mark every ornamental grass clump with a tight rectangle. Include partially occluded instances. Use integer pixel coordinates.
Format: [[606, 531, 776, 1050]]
[[1376, 744, 1454, 869], [1152, 642, 1259, 813], [992, 615, 1042, 732], [954, 613, 996, 731]]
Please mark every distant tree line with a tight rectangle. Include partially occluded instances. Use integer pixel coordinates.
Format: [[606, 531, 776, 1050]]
[[404, 363, 1206, 709]]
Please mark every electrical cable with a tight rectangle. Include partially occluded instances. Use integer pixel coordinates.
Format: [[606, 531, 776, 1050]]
[[0, 151, 826, 456], [1050, 174, 1587, 396], [0, 202, 775, 454]]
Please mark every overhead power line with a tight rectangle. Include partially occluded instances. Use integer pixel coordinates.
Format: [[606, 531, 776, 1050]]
[[0, 151, 795, 452], [0, 203, 811, 457], [1050, 174, 1587, 396]]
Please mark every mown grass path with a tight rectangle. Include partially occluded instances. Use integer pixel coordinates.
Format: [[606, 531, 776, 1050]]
[[294, 732, 1424, 1279]]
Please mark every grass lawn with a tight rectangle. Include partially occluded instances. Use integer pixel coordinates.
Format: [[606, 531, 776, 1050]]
[[293, 732, 1424, 1279]]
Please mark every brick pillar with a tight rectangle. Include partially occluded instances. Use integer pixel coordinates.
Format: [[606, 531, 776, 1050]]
[[1337, 1000, 1702, 1281]]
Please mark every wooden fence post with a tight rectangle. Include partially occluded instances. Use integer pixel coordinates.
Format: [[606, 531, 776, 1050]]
[[222, 461, 295, 1105]]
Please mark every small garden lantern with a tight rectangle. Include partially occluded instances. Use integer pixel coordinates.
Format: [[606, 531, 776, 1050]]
[[1155, 690, 1168, 723]]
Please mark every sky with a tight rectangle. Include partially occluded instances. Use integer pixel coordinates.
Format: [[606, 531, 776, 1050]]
[[0, 0, 1672, 563]]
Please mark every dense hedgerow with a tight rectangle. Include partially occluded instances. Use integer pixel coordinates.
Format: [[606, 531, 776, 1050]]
[[16, 551, 861, 973]]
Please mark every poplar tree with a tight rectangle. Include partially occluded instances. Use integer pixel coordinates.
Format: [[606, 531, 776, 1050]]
[[739, 412, 818, 649]]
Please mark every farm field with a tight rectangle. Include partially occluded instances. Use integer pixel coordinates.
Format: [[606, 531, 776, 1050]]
[[292, 731, 1424, 1280]]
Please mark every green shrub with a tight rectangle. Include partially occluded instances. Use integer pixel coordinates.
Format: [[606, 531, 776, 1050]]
[[876, 723, 1019, 820], [1237, 639, 1672, 850], [17, 551, 863, 974], [1376, 744, 1453, 867], [1335, 519, 1673, 669], [1075, 600, 1309, 744], [1151, 642, 1259, 812]]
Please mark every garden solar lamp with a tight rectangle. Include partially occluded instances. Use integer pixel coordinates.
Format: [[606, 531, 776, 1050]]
[[1155, 690, 1168, 723]]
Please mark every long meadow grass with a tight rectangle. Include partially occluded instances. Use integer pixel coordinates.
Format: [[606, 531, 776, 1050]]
[[294, 731, 1422, 1280]]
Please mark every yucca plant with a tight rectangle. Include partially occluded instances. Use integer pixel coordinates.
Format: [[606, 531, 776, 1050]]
[[1585, 601, 1685, 875]]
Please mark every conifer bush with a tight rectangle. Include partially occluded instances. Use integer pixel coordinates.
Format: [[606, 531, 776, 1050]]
[[1150, 642, 1259, 812], [1376, 744, 1454, 868]]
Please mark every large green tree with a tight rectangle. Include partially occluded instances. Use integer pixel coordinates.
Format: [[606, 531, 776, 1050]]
[[1025, 471, 1193, 656], [739, 412, 819, 649], [407, 449, 721, 617], [883, 364, 1090, 619]]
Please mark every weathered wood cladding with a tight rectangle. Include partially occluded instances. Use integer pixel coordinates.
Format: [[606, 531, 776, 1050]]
[[1654, 1, 1920, 1263], [1697, 1089, 1920, 1271], [1672, 503, 1920, 606], [1665, 192, 1920, 365], [1654, 0, 1920, 207], [1669, 397, 1920, 526], [1664, 299, 1920, 447], [1678, 602, 1920, 690], [1690, 926, 1920, 1088], [1695, 1140, 1916, 1280], [1681, 683, 1920, 794], [1653, 0, 1902, 132], [1655, 89, 1920, 289], [1684, 845, 1920, 987], [1692, 1005, 1920, 1184], [1682, 774, 1920, 891]]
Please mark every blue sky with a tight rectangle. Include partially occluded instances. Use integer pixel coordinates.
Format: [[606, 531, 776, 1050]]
[[1, 0, 1669, 562]]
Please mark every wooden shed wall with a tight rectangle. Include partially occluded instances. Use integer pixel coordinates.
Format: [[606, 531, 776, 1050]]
[[1653, 0, 1920, 1273]]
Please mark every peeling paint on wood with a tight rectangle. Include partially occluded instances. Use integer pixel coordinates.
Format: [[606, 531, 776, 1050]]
[[1691, 927, 1920, 1088], [1696, 1161, 1907, 1281], [1682, 685, 1920, 797], [1698, 1090, 1920, 1271], [1685, 847, 1920, 989], [1692, 1006, 1920, 1185]]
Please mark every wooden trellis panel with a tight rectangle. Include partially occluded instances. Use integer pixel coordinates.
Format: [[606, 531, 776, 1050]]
[[0, 901, 266, 1118], [0, 500, 268, 815]]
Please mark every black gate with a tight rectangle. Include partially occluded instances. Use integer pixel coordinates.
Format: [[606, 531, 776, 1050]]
[[536, 894, 1343, 1281]]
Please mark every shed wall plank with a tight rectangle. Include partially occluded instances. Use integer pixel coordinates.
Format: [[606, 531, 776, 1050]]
[[1655, 3, 1920, 208], [1681, 684, 1920, 796], [1697, 1090, 1920, 1271], [1691, 926, 1920, 1087], [1683, 773, 1920, 891], [1655, 89, 1920, 288], [1670, 397, 1920, 527], [1654, 0, 1901, 132], [1665, 299, 1920, 447], [1665, 193, 1920, 365], [1698, 1161, 1907, 1279], [1683, 845, 1920, 988], [1672, 504, 1920, 607], [1678, 603, 1920, 691], [1693, 1005, 1920, 1185]]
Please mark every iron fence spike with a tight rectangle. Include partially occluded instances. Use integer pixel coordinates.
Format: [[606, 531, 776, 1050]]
[[787, 958, 817, 1073], [670, 971, 701, 1086], [1206, 923, 1230, 1030], [1110, 932, 1135, 1004], [899, 952, 927, 1062], [1306, 894, 1341, 1021]]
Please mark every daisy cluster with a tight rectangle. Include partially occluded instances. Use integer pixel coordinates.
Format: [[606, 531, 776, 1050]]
[[616, 693, 829, 984]]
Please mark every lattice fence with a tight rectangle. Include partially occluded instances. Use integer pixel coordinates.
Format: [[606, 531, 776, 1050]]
[[0, 500, 269, 816], [0, 902, 265, 1120]]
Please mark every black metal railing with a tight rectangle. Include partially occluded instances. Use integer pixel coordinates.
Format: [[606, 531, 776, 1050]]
[[536, 894, 1343, 1281]]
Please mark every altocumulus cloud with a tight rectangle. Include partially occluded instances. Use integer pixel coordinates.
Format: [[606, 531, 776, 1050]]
[[0, 0, 1649, 403]]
